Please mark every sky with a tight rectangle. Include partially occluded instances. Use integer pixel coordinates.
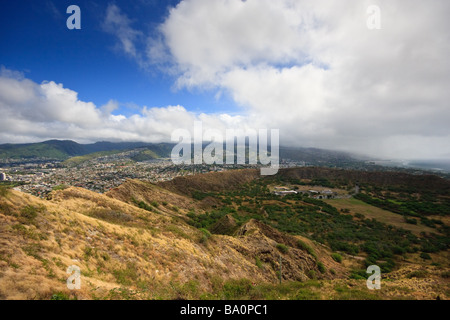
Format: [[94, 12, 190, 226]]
[[0, 0, 449, 160]]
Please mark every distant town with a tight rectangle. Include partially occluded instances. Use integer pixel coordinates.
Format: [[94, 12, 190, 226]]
[[0, 149, 306, 198], [1, 145, 448, 199]]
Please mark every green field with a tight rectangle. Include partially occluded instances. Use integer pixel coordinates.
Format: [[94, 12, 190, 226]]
[[324, 198, 437, 235]]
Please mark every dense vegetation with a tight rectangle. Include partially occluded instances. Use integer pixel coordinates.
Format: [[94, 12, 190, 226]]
[[186, 176, 449, 274], [0, 140, 174, 160]]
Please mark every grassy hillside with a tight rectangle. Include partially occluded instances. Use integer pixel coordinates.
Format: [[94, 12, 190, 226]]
[[130, 149, 160, 162], [62, 150, 123, 167], [0, 168, 449, 300], [0, 140, 175, 160], [0, 141, 74, 159], [0, 184, 325, 299]]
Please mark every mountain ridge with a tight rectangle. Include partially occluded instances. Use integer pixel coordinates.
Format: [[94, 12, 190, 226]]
[[0, 139, 362, 165]]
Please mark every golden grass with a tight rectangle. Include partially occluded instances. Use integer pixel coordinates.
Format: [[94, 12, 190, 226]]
[[1, 187, 316, 299], [1, 184, 448, 300]]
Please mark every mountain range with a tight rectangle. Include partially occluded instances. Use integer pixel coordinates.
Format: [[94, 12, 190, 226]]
[[0, 139, 360, 166]]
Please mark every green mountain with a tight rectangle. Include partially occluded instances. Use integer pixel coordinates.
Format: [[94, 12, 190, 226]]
[[0, 139, 368, 169], [0, 140, 174, 160]]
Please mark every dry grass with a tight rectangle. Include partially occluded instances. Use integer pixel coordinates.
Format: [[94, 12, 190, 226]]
[[1, 182, 448, 300], [0, 187, 323, 299]]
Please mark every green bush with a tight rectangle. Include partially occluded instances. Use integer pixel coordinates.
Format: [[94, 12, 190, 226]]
[[222, 279, 253, 299], [407, 270, 429, 279], [317, 261, 326, 274], [20, 205, 40, 221], [199, 228, 211, 243], [0, 186, 10, 197], [441, 271, 450, 278], [404, 217, 418, 225], [420, 252, 431, 260], [50, 292, 70, 300], [255, 256, 264, 269], [296, 240, 317, 259], [349, 269, 367, 280], [151, 201, 159, 208], [307, 270, 317, 279], [331, 253, 343, 263], [52, 184, 68, 191], [132, 198, 153, 212], [276, 243, 289, 254], [112, 263, 139, 286]]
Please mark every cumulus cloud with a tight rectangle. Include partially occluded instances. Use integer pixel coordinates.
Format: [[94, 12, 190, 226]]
[[0, 68, 244, 144], [2, 0, 449, 160], [145, 0, 449, 159]]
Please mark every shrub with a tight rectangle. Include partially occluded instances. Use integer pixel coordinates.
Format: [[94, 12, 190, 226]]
[[307, 270, 317, 279], [296, 240, 317, 259], [83, 246, 95, 261], [317, 262, 326, 274], [151, 201, 159, 208], [441, 271, 450, 278], [113, 263, 139, 286], [222, 279, 253, 299], [404, 217, 418, 225], [0, 186, 10, 197], [199, 228, 211, 243], [20, 205, 41, 221], [132, 198, 152, 212], [331, 253, 343, 263], [276, 243, 289, 254], [255, 256, 264, 269], [51, 292, 70, 300], [407, 270, 429, 279], [52, 184, 68, 191], [349, 269, 366, 280], [420, 252, 431, 260]]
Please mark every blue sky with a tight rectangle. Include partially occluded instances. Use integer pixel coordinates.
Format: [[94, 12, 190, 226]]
[[0, 0, 449, 160], [0, 0, 236, 115]]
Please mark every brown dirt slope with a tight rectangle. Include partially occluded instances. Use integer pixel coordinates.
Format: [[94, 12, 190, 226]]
[[159, 169, 260, 195]]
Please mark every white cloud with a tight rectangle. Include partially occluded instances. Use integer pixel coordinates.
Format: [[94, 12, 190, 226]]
[[2, 0, 450, 161], [147, 0, 450, 159], [102, 4, 146, 66], [0, 68, 243, 144]]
